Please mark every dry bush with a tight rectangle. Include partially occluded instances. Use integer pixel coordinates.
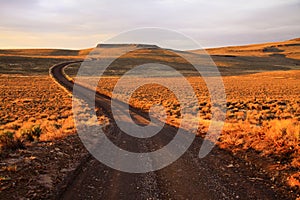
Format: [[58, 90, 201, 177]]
[[0, 130, 24, 150], [1, 66, 299, 188], [288, 172, 300, 189], [220, 120, 299, 164], [0, 76, 76, 150], [90, 70, 300, 188]]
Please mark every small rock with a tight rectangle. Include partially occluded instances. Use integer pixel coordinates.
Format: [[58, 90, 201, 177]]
[[57, 152, 64, 156], [37, 175, 52, 188], [60, 168, 74, 173]]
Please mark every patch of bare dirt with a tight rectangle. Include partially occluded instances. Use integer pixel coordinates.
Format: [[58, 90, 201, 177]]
[[0, 134, 88, 199]]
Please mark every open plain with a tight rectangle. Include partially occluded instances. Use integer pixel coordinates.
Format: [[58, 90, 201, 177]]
[[0, 38, 299, 199]]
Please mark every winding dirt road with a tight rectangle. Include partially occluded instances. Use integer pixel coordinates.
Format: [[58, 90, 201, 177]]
[[50, 62, 291, 200]]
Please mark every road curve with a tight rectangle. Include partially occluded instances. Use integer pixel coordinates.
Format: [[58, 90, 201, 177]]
[[50, 62, 290, 200]]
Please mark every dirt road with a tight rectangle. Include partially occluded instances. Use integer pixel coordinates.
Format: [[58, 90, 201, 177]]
[[50, 62, 291, 200]]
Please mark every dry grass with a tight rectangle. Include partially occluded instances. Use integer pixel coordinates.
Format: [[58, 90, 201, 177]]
[[0, 38, 299, 190], [81, 69, 300, 189], [220, 120, 299, 163], [0, 76, 75, 150]]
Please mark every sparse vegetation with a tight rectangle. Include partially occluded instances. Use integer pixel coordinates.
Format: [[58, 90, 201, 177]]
[[21, 124, 42, 142], [88, 69, 300, 189], [0, 38, 299, 197], [0, 76, 76, 151], [0, 130, 23, 150]]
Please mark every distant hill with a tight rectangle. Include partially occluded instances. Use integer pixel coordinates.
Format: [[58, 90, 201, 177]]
[[189, 38, 300, 75], [0, 38, 299, 76], [191, 38, 300, 60], [0, 48, 92, 59], [96, 43, 159, 49], [1, 38, 299, 60]]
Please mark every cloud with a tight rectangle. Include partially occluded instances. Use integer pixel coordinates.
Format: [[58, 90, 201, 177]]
[[0, 0, 299, 48]]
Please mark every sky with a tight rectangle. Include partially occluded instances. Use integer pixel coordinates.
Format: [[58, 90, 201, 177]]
[[0, 0, 299, 49]]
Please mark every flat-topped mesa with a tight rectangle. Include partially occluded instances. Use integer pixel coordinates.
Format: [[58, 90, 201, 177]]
[[96, 43, 159, 49]]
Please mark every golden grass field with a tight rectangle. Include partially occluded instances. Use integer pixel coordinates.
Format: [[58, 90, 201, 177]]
[[0, 38, 299, 191], [0, 76, 75, 144], [82, 71, 299, 189]]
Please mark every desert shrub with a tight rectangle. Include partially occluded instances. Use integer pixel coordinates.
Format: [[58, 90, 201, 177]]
[[0, 130, 23, 150], [21, 124, 42, 142], [12, 124, 21, 130], [261, 120, 300, 162], [53, 123, 62, 129], [220, 119, 300, 167]]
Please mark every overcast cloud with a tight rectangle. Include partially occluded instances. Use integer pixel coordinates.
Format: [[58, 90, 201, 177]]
[[0, 0, 299, 49]]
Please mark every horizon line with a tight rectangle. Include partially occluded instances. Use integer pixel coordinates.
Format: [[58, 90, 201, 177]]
[[0, 37, 298, 51]]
